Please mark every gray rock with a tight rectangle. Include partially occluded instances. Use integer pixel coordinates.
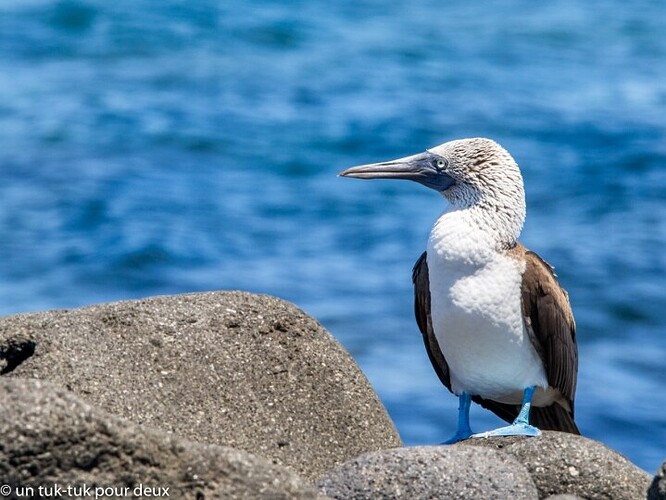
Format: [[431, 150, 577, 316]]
[[0, 291, 401, 481], [543, 495, 585, 500], [461, 431, 651, 499], [316, 445, 538, 499], [0, 378, 322, 499], [649, 459, 666, 500]]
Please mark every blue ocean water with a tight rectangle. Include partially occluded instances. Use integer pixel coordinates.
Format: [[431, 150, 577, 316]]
[[1, 0, 665, 473]]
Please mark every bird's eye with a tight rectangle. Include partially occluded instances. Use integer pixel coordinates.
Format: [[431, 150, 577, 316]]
[[435, 159, 448, 170]]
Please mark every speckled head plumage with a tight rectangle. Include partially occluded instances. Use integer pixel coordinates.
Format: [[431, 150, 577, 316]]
[[427, 138, 524, 208]]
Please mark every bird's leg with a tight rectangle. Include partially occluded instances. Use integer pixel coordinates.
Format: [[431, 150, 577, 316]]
[[471, 386, 541, 439], [442, 392, 474, 444]]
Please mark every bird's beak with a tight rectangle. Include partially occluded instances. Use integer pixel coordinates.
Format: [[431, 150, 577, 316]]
[[339, 151, 455, 192]]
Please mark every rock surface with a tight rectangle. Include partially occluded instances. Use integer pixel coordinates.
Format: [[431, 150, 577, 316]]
[[0, 378, 322, 499], [462, 431, 652, 500], [0, 291, 401, 481], [316, 445, 539, 499], [649, 459, 666, 500]]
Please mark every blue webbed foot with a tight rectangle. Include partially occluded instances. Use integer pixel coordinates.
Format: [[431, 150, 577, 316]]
[[470, 421, 541, 439], [471, 386, 541, 439], [442, 429, 473, 444]]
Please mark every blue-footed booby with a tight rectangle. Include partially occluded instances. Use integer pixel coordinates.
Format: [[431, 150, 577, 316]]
[[340, 138, 579, 442]]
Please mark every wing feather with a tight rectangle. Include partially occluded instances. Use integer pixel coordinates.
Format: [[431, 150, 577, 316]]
[[521, 249, 578, 414], [412, 252, 452, 392]]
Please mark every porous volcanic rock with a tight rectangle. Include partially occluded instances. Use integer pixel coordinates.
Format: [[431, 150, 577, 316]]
[[0, 291, 401, 481], [0, 378, 323, 499], [461, 431, 651, 499], [649, 458, 666, 500], [316, 445, 538, 499]]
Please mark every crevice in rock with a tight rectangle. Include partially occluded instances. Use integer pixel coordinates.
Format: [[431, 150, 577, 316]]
[[0, 339, 37, 375]]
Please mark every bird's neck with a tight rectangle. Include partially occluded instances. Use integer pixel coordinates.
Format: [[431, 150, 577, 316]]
[[428, 203, 524, 265]]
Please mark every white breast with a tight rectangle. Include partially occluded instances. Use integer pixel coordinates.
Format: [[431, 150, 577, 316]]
[[427, 208, 548, 404]]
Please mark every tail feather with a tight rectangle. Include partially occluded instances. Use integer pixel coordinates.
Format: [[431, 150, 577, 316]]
[[530, 404, 580, 435]]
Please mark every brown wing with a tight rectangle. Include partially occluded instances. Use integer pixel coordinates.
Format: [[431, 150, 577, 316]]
[[412, 252, 452, 392], [521, 248, 578, 414]]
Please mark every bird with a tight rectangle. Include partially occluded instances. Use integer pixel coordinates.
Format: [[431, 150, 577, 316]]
[[339, 137, 579, 442]]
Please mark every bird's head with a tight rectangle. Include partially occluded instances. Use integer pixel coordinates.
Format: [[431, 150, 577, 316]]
[[340, 138, 523, 207], [340, 137, 526, 245]]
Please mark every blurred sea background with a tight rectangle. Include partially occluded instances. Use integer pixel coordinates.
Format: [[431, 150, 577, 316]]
[[1, 0, 665, 473]]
